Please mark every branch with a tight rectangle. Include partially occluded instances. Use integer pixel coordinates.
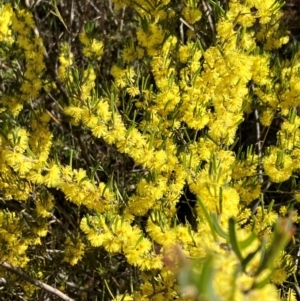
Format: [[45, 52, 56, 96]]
[[201, 0, 215, 35], [0, 261, 75, 301]]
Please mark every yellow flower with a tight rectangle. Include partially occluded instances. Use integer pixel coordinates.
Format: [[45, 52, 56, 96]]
[[102, 232, 122, 253], [7, 128, 29, 152], [27, 171, 44, 184], [263, 148, 293, 183], [123, 45, 136, 63], [87, 232, 104, 247], [36, 193, 54, 218], [286, 289, 297, 301], [125, 248, 144, 266], [43, 162, 61, 187], [2, 150, 23, 166], [112, 293, 133, 301], [271, 268, 287, 284], [36, 228, 48, 237], [136, 237, 152, 254], [64, 237, 85, 265], [279, 206, 288, 216], [64, 106, 83, 124], [0, 4, 13, 44], [126, 86, 140, 97], [136, 256, 152, 271], [182, 7, 202, 24], [216, 20, 235, 41], [15, 159, 33, 175], [79, 32, 89, 46], [176, 225, 193, 244], [247, 284, 279, 301], [260, 108, 275, 126], [96, 99, 111, 121], [148, 254, 163, 270], [92, 124, 108, 138]]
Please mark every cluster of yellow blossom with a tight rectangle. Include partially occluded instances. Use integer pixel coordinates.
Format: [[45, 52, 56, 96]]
[[111, 0, 172, 20], [79, 32, 104, 59], [62, 34, 187, 226], [0, 206, 50, 300], [0, 5, 45, 116], [0, 3, 13, 44], [58, 42, 74, 82], [63, 236, 85, 266], [80, 214, 163, 270], [263, 147, 293, 183], [186, 149, 239, 224], [261, 112, 300, 183], [0, 211, 30, 267], [123, 42, 144, 63], [113, 225, 296, 301], [0, 127, 32, 201], [182, 1, 202, 25], [232, 152, 261, 204], [244, 207, 297, 285], [12, 9, 45, 101], [58, 169, 115, 212]]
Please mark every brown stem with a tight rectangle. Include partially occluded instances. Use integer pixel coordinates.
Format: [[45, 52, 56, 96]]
[[0, 261, 75, 301]]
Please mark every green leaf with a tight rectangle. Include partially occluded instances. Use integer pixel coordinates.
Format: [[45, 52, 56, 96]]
[[211, 213, 228, 239], [241, 248, 260, 271], [135, 234, 144, 248], [197, 197, 217, 241], [228, 218, 243, 262], [239, 232, 257, 249], [193, 254, 223, 301]]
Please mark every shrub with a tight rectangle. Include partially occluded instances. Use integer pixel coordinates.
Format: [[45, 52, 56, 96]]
[[0, 0, 299, 300]]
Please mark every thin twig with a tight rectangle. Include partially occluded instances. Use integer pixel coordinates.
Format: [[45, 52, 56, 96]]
[[255, 109, 263, 182], [120, 7, 126, 32], [179, 17, 207, 48], [294, 284, 300, 299], [201, 0, 215, 35], [0, 261, 75, 301], [252, 109, 263, 214], [58, 273, 98, 292]]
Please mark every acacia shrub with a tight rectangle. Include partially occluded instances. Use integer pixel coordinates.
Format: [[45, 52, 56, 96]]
[[0, 0, 300, 301]]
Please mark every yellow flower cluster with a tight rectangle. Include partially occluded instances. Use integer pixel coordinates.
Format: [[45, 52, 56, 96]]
[[35, 191, 54, 218], [58, 169, 114, 211], [123, 43, 144, 63], [271, 251, 296, 285], [232, 152, 261, 204], [79, 32, 104, 60], [80, 214, 163, 270], [111, 0, 171, 20], [58, 42, 74, 82], [188, 150, 239, 224], [0, 211, 30, 267], [0, 3, 13, 44], [137, 23, 166, 56], [63, 236, 85, 265], [12, 10, 45, 101], [0, 5, 45, 116], [182, 0, 202, 24], [260, 111, 300, 183], [263, 147, 293, 183]]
